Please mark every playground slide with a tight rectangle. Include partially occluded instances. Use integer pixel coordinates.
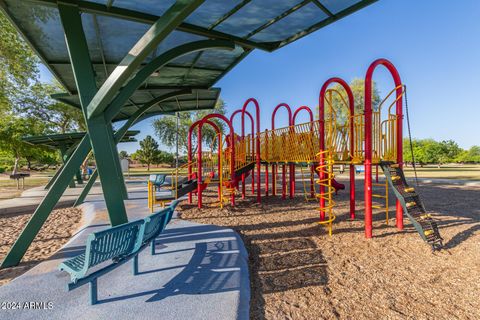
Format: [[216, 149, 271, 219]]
[[380, 162, 443, 250], [156, 179, 198, 201], [332, 178, 345, 194]]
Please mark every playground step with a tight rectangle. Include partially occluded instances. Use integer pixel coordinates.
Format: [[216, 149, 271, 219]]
[[380, 162, 443, 250]]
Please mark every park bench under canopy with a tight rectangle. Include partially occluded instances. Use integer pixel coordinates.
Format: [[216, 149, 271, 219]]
[[0, 0, 378, 268]]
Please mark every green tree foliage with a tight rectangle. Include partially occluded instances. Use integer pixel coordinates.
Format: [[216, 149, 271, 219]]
[[152, 99, 226, 154], [135, 135, 159, 171], [12, 81, 85, 133], [153, 150, 175, 167], [455, 146, 480, 163], [0, 115, 51, 173], [0, 12, 39, 111], [118, 150, 129, 160], [325, 78, 381, 124], [403, 138, 470, 165], [0, 11, 83, 171]]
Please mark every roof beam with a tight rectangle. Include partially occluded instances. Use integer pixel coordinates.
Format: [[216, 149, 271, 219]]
[[245, 0, 311, 39], [26, 0, 276, 51], [311, 0, 334, 17], [208, 0, 250, 30], [274, 0, 378, 49]]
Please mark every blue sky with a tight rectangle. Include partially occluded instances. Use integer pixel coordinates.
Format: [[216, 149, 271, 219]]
[[40, 0, 480, 154]]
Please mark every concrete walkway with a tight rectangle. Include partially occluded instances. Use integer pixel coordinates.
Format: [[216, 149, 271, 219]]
[[0, 184, 250, 320]]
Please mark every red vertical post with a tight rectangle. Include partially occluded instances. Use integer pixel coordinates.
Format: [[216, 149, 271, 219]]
[[196, 125, 203, 208], [272, 164, 276, 196], [265, 129, 269, 196], [365, 58, 404, 236]]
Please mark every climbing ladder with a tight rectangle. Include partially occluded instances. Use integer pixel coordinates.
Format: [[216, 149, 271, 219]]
[[380, 162, 443, 250]]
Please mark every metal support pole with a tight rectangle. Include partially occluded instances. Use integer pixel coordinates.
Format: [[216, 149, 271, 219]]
[[176, 112, 179, 170]]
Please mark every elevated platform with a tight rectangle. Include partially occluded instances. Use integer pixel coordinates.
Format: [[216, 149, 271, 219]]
[[0, 184, 249, 320]]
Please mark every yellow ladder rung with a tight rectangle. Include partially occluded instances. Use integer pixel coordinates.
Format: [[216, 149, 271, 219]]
[[372, 205, 384, 209], [390, 164, 400, 168], [404, 187, 415, 193], [406, 201, 416, 208], [372, 194, 387, 198], [424, 230, 434, 236], [391, 176, 401, 181], [420, 214, 431, 219]]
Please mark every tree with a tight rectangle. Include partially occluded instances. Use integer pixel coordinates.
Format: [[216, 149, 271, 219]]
[[153, 150, 175, 167], [135, 135, 159, 171], [0, 12, 39, 112], [324, 78, 381, 124], [119, 150, 129, 160], [12, 81, 85, 133], [0, 115, 49, 173], [152, 98, 227, 154], [437, 140, 462, 164], [456, 145, 480, 163]]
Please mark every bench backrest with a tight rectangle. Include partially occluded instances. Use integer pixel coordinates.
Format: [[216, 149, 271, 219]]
[[142, 207, 172, 244], [84, 219, 144, 269]]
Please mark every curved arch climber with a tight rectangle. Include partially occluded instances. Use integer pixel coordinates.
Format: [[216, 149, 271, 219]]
[[271, 103, 294, 198], [364, 58, 404, 238], [240, 98, 261, 203], [293, 105, 315, 199], [230, 109, 255, 198], [293, 105, 313, 125], [319, 77, 355, 221], [197, 114, 236, 208]]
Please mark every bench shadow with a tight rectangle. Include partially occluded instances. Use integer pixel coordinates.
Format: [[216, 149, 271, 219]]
[[95, 234, 249, 319]]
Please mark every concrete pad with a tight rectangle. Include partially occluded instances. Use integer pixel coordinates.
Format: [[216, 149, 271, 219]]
[[0, 185, 250, 320]]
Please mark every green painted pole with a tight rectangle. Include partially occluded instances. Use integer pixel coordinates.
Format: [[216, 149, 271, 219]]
[[58, 3, 129, 225], [59, 145, 76, 188], [74, 169, 98, 207]]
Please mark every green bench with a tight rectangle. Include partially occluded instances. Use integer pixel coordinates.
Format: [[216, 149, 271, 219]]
[[59, 200, 180, 305]]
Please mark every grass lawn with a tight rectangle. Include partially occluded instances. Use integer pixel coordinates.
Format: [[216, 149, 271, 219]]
[[402, 164, 480, 180], [0, 176, 50, 199]]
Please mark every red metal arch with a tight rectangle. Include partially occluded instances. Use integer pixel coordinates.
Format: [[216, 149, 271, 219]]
[[196, 114, 236, 207], [240, 98, 261, 203], [293, 105, 315, 199], [364, 58, 404, 238], [271, 103, 294, 198], [230, 109, 255, 198], [187, 119, 221, 204], [318, 77, 355, 221], [293, 105, 313, 125]]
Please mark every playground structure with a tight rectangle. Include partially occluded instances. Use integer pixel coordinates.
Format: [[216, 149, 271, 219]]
[[150, 59, 443, 249]]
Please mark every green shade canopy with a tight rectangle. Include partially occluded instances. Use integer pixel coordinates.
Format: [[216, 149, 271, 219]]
[[22, 130, 140, 149], [52, 88, 221, 122], [0, 0, 377, 116]]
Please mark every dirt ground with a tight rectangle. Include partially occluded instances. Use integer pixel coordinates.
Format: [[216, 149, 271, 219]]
[[179, 181, 480, 320], [0, 207, 83, 286]]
